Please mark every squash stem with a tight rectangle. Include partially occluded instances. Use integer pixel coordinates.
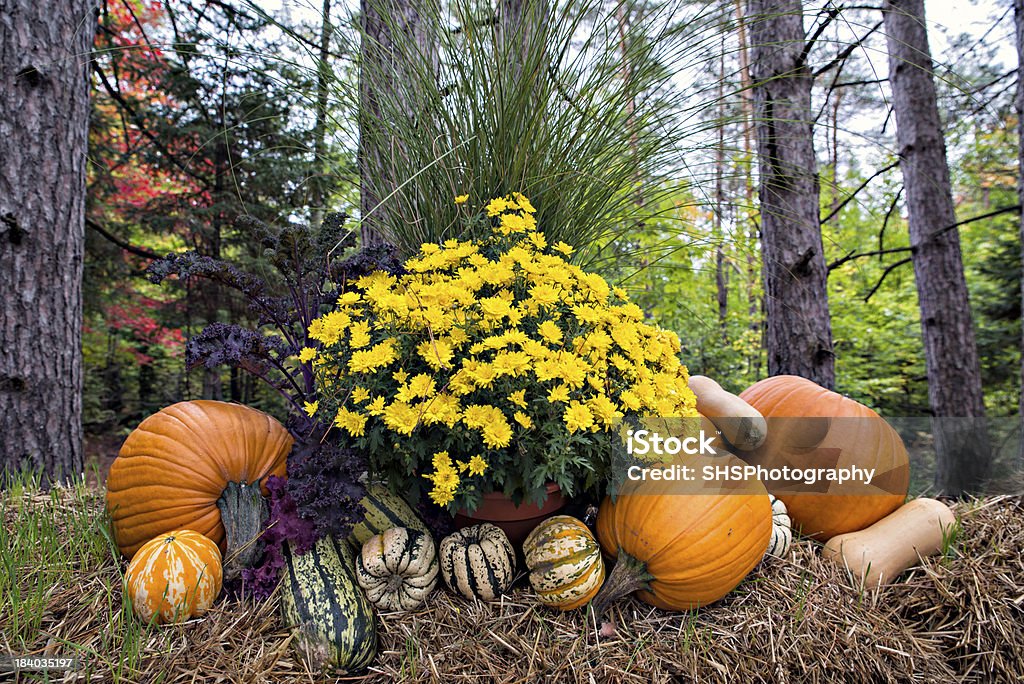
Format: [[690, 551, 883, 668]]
[[217, 480, 269, 581], [589, 548, 654, 620]]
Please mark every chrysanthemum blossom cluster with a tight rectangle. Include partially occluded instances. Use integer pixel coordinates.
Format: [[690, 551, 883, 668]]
[[306, 193, 697, 511]]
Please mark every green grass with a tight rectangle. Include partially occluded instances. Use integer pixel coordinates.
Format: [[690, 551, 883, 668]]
[[0, 471, 150, 683]]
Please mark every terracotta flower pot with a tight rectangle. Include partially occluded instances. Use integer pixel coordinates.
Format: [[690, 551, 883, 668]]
[[454, 483, 564, 547]]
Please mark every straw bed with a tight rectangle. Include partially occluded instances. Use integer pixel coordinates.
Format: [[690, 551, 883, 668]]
[[3, 492, 1021, 682]]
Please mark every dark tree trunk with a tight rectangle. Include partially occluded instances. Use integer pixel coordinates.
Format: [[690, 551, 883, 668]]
[[1015, 0, 1024, 463], [883, 0, 990, 495], [0, 0, 96, 481], [359, 0, 435, 248], [735, 0, 762, 375], [310, 0, 332, 230], [748, 0, 835, 388], [714, 42, 728, 338]]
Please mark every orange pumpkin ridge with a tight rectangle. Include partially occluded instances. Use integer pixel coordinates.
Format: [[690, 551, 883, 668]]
[[106, 401, 292, 576], [738, 375, 909, 541], [591, 453, 772, 618]]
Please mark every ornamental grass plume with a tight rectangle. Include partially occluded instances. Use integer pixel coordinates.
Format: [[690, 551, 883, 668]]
[[306, 194, 698, 513]]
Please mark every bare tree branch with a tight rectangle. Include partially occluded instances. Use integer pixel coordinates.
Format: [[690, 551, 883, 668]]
[[829, 245, 911, 271], [86, 218, 161, 259], [820, 159, 900, 225], [864, 256, 912, 301], [812, 20, 883, 78]]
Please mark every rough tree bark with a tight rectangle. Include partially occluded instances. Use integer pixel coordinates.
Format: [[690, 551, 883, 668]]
[[883, 0, 990, 495], [0, 0, 96, 480], [748, 0, 835, 388], [359, 0, 435, 247], [1015, 0, 1024, 463]]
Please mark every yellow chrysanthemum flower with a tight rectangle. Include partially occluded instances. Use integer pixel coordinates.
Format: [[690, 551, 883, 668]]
[[454, 194, 469, 205], [563, 401, 594, 434], [507, 389, 527, 409], [334, 407, 367, 437], [547, 384, 570, 403], [468, 455, 488, 476]]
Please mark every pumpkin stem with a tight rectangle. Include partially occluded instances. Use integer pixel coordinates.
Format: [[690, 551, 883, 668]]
[[217, 481, 269, 581], [589, 548, 654, 622]]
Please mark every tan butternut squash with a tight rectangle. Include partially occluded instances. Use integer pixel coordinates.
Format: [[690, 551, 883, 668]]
[[688, 375, 767, 451], [822, 498, 956, 586]]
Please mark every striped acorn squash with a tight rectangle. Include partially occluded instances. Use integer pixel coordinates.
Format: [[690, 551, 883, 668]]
[[348, 483, 429, 547], [765, 494, 793, 558], [439, 523, 516, 601], [356, 527, 438, 612], [523, 515, 604, 611], [280, 536, 377, 673]]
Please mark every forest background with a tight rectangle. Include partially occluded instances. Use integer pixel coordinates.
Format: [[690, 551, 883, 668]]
[[2, 0, 1021, 494]]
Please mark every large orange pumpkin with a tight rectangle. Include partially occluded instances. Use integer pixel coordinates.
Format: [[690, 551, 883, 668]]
[[593, 453, 771, 615], [106, 401, 292, 569], [738, 375, 909, 541], [125, 529, 223, 624]]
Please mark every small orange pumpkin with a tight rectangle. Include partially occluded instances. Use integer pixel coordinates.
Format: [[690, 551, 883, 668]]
[[106, 401, 292, 567], [592, 453, 771, 615], [739, 375, 909, 541], [125, 529, 223, 624]]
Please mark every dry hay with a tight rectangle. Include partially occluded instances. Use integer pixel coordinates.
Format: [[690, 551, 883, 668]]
[[3, 495, 1022, 683]]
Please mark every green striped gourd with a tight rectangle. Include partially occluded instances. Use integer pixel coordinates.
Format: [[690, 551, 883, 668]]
[[348, 483, 429, 547], [356, 527, 438, 612], [280, 536, 377, 673], [439, 523, 516, 601], [766, 495, 793, 558], [523, 515, 605, 610]]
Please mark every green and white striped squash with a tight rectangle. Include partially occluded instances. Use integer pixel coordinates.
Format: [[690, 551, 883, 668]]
[[439, 523, 516, 601], [348, 483, 429, 547], [766, 494, 793, 558], [523, 515, 604, 610], [356, 527, 438, 612], [280, 536, 377, 673]]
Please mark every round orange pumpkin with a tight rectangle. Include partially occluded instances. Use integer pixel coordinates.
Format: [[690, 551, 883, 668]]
[[125, 529, 223, 624], [106, 401, 292, 570], [738, 375, 909, 541], [593, 454, 772, 614]]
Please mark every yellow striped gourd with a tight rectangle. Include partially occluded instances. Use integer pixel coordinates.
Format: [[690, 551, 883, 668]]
[[280, 536, 377, 673], [523, 515, 604, 610], [347, 483, 429, 547]]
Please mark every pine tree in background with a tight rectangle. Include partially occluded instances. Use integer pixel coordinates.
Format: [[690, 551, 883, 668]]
[[0, 0, 97, 480], [883, 0, 991, 495], [748, 0, 835, 388]]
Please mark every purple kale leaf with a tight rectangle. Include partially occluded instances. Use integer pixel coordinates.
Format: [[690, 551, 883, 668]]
[[239, 474, 318, 601], [285, 436, 367, 540]]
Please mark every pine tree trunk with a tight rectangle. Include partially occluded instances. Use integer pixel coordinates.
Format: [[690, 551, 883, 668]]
[[359, 0, 435, 248], [883, 0, 990, 495], [0, 0, 95, 481], [310, 0, 332, 230], [1015, 0, 1024, 464], [748, 0, 835, 388], [735, 0, 763, 376]]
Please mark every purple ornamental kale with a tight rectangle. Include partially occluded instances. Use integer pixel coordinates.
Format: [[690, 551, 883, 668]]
[[240, 475, 317, 601]]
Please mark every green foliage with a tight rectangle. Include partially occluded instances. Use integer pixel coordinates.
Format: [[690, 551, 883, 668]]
[[356, 0, 707, 264]]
